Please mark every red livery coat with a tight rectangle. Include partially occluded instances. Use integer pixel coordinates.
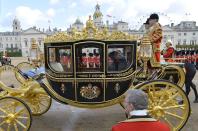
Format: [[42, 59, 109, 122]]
[[196, 54, 198, 62], [148, 22, 162, 63], [163, 47, 174, 62], [112, 118, 170, 131]]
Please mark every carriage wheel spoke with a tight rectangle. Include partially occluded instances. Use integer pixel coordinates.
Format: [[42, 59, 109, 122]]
[[161, 92, 179, 106], [147, 87, 155, 103], [14, 109, 25, 116], [14, 122, 19, 131], [15, 119, 27, 129], [163, 105, 185, 110], [29, 105, 36, 113], [150, 85, 156, 94], [7, 123, 11, 131], [157, 85, 170, 105], [38, 96, 49, 101], [165, 111, 184, 120], [164, 116, 174, 130], [39, 101, 48, 108], [0, 121, 6, 126], [0, 115, 6, 118], [17, 116, 29, 119], [0, 107, 8, 115], [36, 104, 41, 113], [157, 91, 165, 105]]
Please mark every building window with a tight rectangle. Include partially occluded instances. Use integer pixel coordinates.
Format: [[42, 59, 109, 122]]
[[38, 40, 42, 46], [191, 40, 196, 45], [30, 38, 34, 44], [164, 35, 167, 39], [178, 33, 181, 36], [25, 40, 28, 47], [184, 33, 187, 36], [11, 44, 13, 48], [171, 36, 174, 41], [6, 44, 8, 48], [178, 39, 181, 45], [15, 44, 18, 48], [10, 37, 12, 41], [183, 39, 186, 45], [0, 37, 2, 41], [6, 37, 8, 41], [15, 37, 17, 40]]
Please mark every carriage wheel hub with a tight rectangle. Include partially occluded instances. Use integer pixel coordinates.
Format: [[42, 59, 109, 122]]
[[5, 114, 16, 123], [152, 106, 165, 117]]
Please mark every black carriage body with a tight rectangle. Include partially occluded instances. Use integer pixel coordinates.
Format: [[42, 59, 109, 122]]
[[44, 40, 137, 107]]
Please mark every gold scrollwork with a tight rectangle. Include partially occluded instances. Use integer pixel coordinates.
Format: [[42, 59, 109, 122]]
[[80, 83, 101, 99], [107, 68, 134, 77]]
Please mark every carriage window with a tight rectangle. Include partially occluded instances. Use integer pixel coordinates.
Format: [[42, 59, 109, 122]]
[[48, 47, 73, 73], [107, 45, 132, 72], [76, 45, 103, 72]]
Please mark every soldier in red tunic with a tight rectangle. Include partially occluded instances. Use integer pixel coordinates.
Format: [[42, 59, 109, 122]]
[[191, 50, 195, 65], [175, 50, 180, 62], [180, 50, 186, 63], [112, 89, 170, 131], [148, 13, 162, 66], [162, 41, 175, 62], [88, 53, 94, 68], [186, 50, 191, 63], [81, 53, 88, 68]]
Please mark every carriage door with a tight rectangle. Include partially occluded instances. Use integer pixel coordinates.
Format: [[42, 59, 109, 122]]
[[74, 41, 105, 103]]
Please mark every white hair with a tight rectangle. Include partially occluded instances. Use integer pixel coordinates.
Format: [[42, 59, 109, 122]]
[[126, 89, 148, 110]]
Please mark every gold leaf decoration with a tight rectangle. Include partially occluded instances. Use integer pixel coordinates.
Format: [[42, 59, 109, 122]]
[[44, 17, 139, 43]]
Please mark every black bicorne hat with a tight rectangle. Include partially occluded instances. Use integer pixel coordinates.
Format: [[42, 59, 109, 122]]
[[144, 18, 150, 25], [149, 13, 159, 20]]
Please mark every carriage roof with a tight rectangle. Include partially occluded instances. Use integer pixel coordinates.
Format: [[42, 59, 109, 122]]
[[44, 16, 139, 44]]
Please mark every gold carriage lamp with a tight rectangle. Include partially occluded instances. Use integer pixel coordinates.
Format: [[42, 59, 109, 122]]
[[139, 34, 152, 77], [30, 38, 40, 67]]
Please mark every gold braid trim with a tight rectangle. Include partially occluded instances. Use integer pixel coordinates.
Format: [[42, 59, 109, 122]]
[[148, 23, 162, 43]]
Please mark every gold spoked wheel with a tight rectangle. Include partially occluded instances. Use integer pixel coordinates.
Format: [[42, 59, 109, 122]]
[[25, 90, 52, 116], [135, 80, 190, 131], [15, 62, 34, 84], [16, 62, 34, 71], [0, 97, 32, 131], [158, 65, 185, 87]]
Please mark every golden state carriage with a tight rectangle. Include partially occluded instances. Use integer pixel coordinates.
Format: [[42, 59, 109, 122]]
[[0, 18, 190, 131]]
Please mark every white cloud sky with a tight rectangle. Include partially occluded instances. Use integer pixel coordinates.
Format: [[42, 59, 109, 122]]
[[1, 0, 198, 31], [49, 0, 60, 5], [15, 6, 48, 26], [47, 8, 56, 17]]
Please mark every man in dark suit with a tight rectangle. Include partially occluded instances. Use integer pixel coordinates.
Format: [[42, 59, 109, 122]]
[[111, 89, 170, 131], [184, 62, 198, 103]]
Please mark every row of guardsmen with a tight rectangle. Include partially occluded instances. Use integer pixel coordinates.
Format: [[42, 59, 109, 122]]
[[174, 50, 198, 67]]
